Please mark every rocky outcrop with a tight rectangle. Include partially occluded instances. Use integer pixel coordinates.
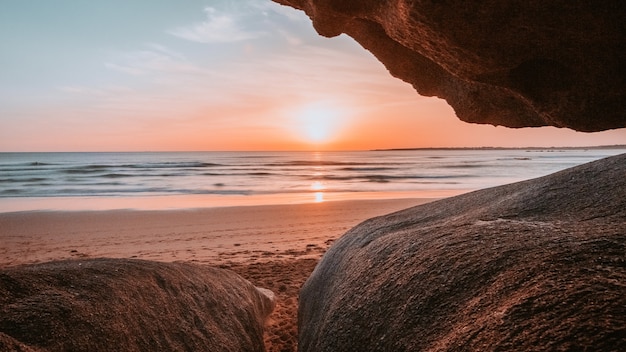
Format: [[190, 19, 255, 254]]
[[298, 153, 626, 351], [0, 259, 275, 352], [273, 0, 625, 131]]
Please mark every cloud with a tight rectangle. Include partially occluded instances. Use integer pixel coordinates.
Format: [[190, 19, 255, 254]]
[[104, 62, 145, 76], [168, 7, 264, 43], [248, 0, 308, 22], [104, 45, 209, 78], [145, 43, 186, 60]]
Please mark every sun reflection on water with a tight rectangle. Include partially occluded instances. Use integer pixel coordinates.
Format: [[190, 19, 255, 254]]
[[314, 192, 324, 203], [311, 181, 325, 202]]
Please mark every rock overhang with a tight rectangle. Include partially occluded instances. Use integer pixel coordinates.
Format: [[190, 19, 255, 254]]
[[272, 0, 626, 132]]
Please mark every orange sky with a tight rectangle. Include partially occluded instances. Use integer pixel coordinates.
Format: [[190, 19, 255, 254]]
[[1, 0, 624, 151]]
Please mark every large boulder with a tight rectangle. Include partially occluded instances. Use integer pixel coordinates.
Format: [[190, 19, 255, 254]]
[[299, 153, 626, 351], [0, 258, 275, 352], [273, 0, 626, 131]]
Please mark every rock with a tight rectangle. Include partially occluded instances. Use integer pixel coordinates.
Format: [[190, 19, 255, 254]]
[[272, 0, 625, 131], [298, 153, 626, 351], [0, 332, 42, 352], [0, 258, 275, 352]]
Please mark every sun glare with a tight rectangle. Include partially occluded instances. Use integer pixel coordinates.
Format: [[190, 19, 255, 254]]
[[311, 181, 325, 191], [294, 102, 348, 145]]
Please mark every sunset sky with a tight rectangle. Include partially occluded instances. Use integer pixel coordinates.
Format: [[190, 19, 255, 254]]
[[1, 0, 624, 152]]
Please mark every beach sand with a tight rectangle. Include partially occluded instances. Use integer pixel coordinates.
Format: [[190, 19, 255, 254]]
[[0, 198, 436, 351]]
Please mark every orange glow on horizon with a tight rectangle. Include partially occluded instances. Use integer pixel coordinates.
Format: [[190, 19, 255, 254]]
[[2, 88, 625, 152], [2, 1, 626, 153]]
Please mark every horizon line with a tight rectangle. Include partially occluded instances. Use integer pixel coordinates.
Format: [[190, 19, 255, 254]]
[[2, 144, 626, 154]]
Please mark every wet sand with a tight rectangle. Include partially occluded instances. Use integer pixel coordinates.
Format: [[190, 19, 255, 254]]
[[0, 198, 436, 351]]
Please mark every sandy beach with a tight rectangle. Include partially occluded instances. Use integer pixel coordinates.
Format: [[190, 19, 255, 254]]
[[0, 197, 436, 351]]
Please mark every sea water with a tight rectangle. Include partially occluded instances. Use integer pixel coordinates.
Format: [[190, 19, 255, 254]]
[[0, 148, 623, 212]]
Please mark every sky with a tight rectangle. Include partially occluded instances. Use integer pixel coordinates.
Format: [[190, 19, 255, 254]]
[[1, 0, 624, 151]]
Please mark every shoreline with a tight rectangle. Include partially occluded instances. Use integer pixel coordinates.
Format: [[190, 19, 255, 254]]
[[0, 197, 438, 268], [0, 190, 460, 213]]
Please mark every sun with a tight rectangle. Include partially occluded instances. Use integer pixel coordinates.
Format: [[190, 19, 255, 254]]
[[295, 102, 348, 144]]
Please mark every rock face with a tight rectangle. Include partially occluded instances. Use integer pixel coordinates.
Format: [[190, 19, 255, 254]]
[[298, 153, 626, 351], [273, 0, 625, 131], [0, 259, 275, 352]]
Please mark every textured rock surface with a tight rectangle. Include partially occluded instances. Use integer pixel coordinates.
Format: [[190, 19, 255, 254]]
[[273, 0, 625, 131], [0, 258, 275, 352], [299, 153, 626, 351]]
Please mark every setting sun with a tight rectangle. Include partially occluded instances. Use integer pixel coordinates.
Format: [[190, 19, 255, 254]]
[[294, 102, 350, 145]]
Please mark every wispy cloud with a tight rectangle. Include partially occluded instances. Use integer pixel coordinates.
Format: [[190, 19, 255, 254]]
[[248, 0, 306, 21], [168, 7, 264, 43], [104, 45, 208, 77], [104, 62, 145, 76], [145, 43, 186, 60]]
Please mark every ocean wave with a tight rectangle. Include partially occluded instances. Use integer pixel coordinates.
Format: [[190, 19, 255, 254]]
[[62, 166, 112, 174], [339, 167, 397, 171], [0, 177, 48, 183], [128, 162, 223, 169], [0, 161, 57, 169], [312, 174, 463, 182], [101, 173, 133, 178], [27, 161, 56, 166], [263, 160, 387, 167], [1, 189, 22, 195], [47, 162, 225, 174], [0, 188, 253, 198], [440, 163, 486, 169], [0, 166, 60, 172]]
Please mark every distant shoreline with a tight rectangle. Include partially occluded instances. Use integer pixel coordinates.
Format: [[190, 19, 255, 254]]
[[371, 145, 626, 152]]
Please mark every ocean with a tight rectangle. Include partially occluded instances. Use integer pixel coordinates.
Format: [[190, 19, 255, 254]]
[[1, 148, 624, 212]]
